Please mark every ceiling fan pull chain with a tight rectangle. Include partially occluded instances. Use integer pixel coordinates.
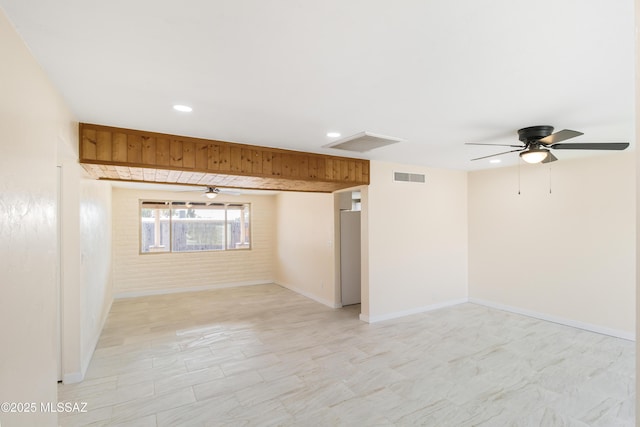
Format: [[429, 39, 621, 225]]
[[518, 159, 522, 196], [549, 164, 552, 194], [518, 159, 521, 195]]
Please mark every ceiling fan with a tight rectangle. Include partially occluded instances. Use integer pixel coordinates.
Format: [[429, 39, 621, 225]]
[[466, 125, 629, 164], [203, 187, 242, 199], [178, 186, 241, 199]]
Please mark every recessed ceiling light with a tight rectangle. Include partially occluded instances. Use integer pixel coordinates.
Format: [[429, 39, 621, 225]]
[[489, 159, 501, 164], [327, 132, 341, 138], [173, 104, 193, 112]]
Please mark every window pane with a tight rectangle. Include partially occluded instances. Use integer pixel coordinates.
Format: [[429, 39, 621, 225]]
[[140, 207, 170, 253], [226, 204, 250, 250], [172, 204, 226, 252]]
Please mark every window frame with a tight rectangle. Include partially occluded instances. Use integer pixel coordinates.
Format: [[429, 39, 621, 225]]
[[139, 199, 251, 255]]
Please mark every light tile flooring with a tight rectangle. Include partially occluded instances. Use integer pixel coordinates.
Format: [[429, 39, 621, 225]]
[[58, 284, 635, 426]]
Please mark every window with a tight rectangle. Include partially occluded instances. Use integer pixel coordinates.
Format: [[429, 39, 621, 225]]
[[140, 201, 250, 253]]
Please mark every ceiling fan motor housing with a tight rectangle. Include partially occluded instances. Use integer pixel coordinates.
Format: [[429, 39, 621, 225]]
[[518, 125, 554, 143]]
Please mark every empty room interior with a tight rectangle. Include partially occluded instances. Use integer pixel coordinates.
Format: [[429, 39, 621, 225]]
[[1, 1, 638, 426]]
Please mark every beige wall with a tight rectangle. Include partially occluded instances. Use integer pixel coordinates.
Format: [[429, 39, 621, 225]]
[[275, 192, 337, 307], [363, 161, 469, 321], [0, 9, 74, 426], [112, 188, 276, 295], [469, 152, 635, 337]]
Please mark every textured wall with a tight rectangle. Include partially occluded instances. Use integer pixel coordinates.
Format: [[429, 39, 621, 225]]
[[0, 9, 75, 426], [79, 179, 113, 374]]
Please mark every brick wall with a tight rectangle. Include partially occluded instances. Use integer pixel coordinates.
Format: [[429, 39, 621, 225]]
[[112, 188, 276, 295]]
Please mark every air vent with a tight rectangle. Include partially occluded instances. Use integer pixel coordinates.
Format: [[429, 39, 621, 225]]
[[394, 172, 426, 183], [324, 131, 403, 153]]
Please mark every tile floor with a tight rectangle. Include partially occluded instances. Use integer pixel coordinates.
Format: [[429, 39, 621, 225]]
[[58, 284, 635, 426]]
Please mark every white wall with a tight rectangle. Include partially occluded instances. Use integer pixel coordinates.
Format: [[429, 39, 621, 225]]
[[0, 9, 73, 426], [58, 133, 82, 384], [79, 179, 113, 375], [275, 192, 337, 307], [363, 161, 469, 321], [112, 188, 276, 295], [57, 129, 113, 384], [469, 152, 635, 338], [635, 0, 640, 412]]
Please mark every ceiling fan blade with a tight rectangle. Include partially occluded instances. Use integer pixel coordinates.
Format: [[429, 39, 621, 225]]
[[541, 152, 558, 164], [550, 142, 629, 150], [465, 142, 524, 148], [538, 129, 583, 145], [471, 148, 524, 161]]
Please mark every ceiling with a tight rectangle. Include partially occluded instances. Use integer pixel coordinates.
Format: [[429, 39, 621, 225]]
[[1, 0, 635, 171]]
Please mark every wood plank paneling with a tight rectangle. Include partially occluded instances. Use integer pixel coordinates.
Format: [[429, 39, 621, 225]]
[[317, 157, 326, 180], [96, 130, 112, 161], [272, 153, 282, 176], [308, 157, 317, 178], [241, 148, 253, 174], [127, 135, 142, 163], [79, 123, 369, 193], [355, 162, 363, 182], [299, 155, 308, 178], [141, 136, 156, 165], [282, 154, 293, 177], [112, 133, 128, 162], [333, 159, 340, 181], [156, 138, 170, 166], [183, 141, 195, 169], [325, 158, 334, 180], [262, 152, 273, 175], [207, 144, 219, 170], [170, 140, 183, 167], [252, 150, 263, 174], [82, 128, 97, 160], [229, 146, 241, 172], [83, 164, 363, 192], [219, 145, 230, 171], [195, 143, 208, 170], [362, 162, 370, 183], [289, 154, 300, 177]]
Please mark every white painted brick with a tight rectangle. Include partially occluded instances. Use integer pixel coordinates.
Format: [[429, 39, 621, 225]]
[[112, 188, 276, 294]]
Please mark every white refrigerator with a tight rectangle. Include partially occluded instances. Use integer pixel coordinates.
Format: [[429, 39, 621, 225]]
[[340, 210, 361, 306]]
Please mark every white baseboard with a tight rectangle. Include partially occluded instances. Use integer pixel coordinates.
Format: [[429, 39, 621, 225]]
[[63, 372, 83, 384], [469, 297, 635, 341], [274, 282, 339, 308], [361, 298, 469, 323], [113, 280, 273, 299]]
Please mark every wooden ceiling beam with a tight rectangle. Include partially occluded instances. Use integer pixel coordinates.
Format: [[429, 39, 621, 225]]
[[79, 123, 369, 193]]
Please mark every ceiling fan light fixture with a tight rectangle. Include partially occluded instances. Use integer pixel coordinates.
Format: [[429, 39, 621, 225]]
[[520, 148, 549, 164], [204, 187, 219, 199]]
